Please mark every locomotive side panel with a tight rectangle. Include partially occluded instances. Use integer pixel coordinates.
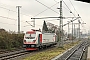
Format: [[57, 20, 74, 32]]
[[42, 33, 56, 44]]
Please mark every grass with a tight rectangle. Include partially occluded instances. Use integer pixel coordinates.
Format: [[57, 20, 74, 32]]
[[23, 41, 79, 60]]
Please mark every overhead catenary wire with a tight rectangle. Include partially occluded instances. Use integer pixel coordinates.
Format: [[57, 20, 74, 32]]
[[0, 21, 26, 28], [0, 21, 16, 26], [53, 0, 78, 19], [68, 0, 85, 22], [34, 0, 77, 23], [0, 2, 56, 24], [68, 0, 87, 32], [68, 0, 79, 15], [0, 15, 17, 21], [63, 17, 80, 26], [53, 0, 71, 13], [0, 1, 59, 30], [54, 0, 57, 2], [0, 5, 29, 29], [35, 0, 59, 14], [24, 19, 59, 27], [63, 0, 87, 33], [0, 0, 86, 32], [68, 0, 83, 21], [24, 24, 42, 27], [0, 5, 30, 23], [63, 6, 71, 12], [34, 2, 59, 17], [0, 15, 26, 23], [33, 0, 82, 26], [62, 0, 76, 17], [34, 2, 59, 26], [0, 6, 17, 13], [0, 6, 34, 28], [0, 4, 32, 18]]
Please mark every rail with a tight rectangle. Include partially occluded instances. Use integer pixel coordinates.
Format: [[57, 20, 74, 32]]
[[0, 50, 29, 60], [64, 40, 89, 60], [54, 40, 90, 60]]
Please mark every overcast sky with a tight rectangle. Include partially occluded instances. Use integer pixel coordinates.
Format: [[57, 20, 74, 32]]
[[0, 0, 90, 33]]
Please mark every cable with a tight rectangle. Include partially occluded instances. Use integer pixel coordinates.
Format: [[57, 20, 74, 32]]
[[35, 0, 59, 14], [63, 1, 85, 31], [0, 15, 27, 24], [0, 21, 16, 26], [0, 5, 32, 18], [0, 6, 30, 23], [23, 24, 42, 27], [0, 15, 17, 21], [53, 0, 72, 14], [0, 2, 34, 17], [62, 0, 76, 17], [0, 6, 17, 13], [24, 19, 59, 27], [68, 0, 85, 26], [53, 0, 71, 13], [0, 21, 26, 28], [34, 1, 69, 17], [54, 0, 58, 3], [0, 17, 30, 28], [62, 0, 72, 12], [68, 0, 78, 15], [68, 0, 82, 20], [63, 6, 71, 12], [78, 14, 84, 22], [34, 2, 59, 17]]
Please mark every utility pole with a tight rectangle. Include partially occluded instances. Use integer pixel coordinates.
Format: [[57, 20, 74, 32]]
[[16, 6, 21, 34], [71, 20, 73, 43], [57, 0, 63, 47], [73, 22, 86, 40], [78, 20, 81, 40], [67, 21, 70, 37], [74, 24, 75, 37], [59, 0, 63, 47], [33, 19, 35, 27]]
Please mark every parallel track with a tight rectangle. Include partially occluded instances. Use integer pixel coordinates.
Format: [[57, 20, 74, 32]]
[[57, 40, 90, 60]]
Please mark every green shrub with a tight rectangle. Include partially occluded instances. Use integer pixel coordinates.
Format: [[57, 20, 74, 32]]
[[0, 29, 24, 50]]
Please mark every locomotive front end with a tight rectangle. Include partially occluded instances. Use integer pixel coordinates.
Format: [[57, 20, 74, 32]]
[[23, 31, 37, 50]]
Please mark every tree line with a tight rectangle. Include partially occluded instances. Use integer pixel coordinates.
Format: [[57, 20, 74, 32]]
[[42, 21, 76, 41]]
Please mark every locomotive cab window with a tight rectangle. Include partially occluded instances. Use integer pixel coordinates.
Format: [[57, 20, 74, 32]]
[[25, 33, 36, 39]]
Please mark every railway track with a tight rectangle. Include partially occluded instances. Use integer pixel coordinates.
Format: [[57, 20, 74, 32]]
[[0, 50, 29, 60], [56, 40, 90, 60], [0, 45, 57, 60], [0, 40, 87, 60]]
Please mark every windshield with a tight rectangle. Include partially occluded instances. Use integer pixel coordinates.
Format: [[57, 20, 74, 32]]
[[25, 33, 36, 39]]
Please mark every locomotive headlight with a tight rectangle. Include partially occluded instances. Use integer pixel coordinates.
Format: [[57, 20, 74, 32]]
[[23, 45, 26, 48], [24, 40, 26, 43], [33, 40, 36, 43], [31, 45, 35, 47]]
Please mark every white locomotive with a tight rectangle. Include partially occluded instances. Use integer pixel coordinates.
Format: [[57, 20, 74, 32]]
[[23, 29, 57, 50]]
